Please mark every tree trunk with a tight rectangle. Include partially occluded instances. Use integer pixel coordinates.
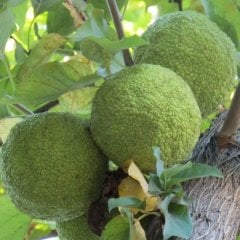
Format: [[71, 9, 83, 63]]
[[183, 112, 240, 240]]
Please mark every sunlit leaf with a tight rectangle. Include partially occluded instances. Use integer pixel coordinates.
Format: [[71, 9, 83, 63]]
[[12, 1, 35, 50], [0, 117, 22, 143], [15, 60, 98, 105], [73, 8, 116, 41], [0, 7, 15, 52], [101, 215, 130, 240], [201, 0, 240, 49], [28, 222, 52, 240], [59, 87, 97, 113], [0, 195, 32, 240], [16, 33, 66, 84]]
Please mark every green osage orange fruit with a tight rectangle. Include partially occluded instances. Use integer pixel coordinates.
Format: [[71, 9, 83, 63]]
[[90, 64, 201, 172], [134, 10, 237, 116], [0, 112, 107, 222]]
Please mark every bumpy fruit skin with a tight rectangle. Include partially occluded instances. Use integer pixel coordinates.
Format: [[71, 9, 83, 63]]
[[134, 10, 237, 116], [0, 112, 107, 221], [56, 214, 99, 240], [90, 64, 201, 172]]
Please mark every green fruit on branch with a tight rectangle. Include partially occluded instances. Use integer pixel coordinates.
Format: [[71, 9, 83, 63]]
[[56, 214, 99, 240], [90, 64, 201, 172], [0, 112, 107, 221], [134, 10, 237, 116]]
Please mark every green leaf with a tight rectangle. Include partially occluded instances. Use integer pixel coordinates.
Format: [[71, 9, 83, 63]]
[[101, 215, 130, 240], [15, 60, 98, 105], [87, 0, 126, 20], [108, 197, 146, 212], [47, 3, 75, 36], [15, 42, 27, 64], [0, 105, 10, 117], [80, 38, 112, 65], [0, 54, 9, 78], [31, 0, 63, 16], [7, 0, 25, 7], [173, 163, 223, 182], [148, 173, 163, 195], [73, 8, 116, 41], [83, 35, 148, 53], [79, 35, 146, 68], [0, 195, 32, 240], [58, 87, 97, 116], [12, 0, 34, 49], [0, 7, 15, 53], [160, 194, 192, 240], [162, 161, 193, 180], [16, 33, 66, 84], [0, 0, 7, 11], [201, 0, 240, 49], [152, 147, 165, 176]]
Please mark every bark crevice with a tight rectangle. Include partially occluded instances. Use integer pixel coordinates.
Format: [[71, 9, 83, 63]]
[[183, 112, 240, 240]]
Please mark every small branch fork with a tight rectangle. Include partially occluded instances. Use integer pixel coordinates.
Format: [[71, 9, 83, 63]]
[[106, 0, 133, 66]]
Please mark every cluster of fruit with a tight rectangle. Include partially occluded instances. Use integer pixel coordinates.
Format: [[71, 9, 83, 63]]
[[0, 10, 237, 239]]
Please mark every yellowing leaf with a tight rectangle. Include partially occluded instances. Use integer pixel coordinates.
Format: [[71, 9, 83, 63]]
[[0, 118, 22, 143], [128, 161, 149, 194], [119, 176, 146, 200], [59, 87, 98, 113], [118, 176, 157, 213], [130, 220, 147, 240]]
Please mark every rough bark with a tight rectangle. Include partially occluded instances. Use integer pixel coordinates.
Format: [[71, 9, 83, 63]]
[[182, 111, 240, 240]]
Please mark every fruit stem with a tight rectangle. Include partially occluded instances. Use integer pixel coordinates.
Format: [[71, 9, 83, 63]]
[[218, 80, 240, 137], [106, 0, 134, 66], [34, 100, 59, 113], [12, 104, 34, 115]]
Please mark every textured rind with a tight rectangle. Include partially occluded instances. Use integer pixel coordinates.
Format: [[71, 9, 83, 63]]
[[1, 112, 107, 221], [134, 10, 237, 116], [90, 64, 201, 172], [56, 214, 99, 240]]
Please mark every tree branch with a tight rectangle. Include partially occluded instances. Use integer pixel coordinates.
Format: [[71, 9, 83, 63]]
[[106, 0, 133, 66], [34, 100, 59, 113], [12, 104, 34, 115], [218, 81, 240, 138]]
